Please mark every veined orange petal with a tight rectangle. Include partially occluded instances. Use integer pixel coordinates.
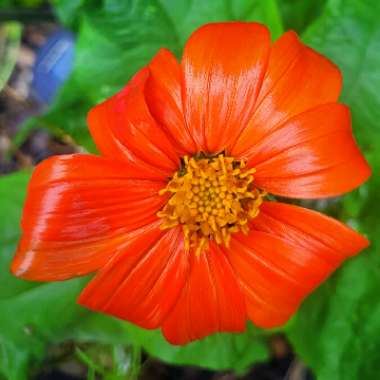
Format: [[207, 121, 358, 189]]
[[145, 48, 197, 155], [248, 103, 370, 198], [226, 201, 368, 328], [232, 31, 342, 156], [88, 68, 179, 178], [88, 106, 167, 181], [162, 245, 246, 345], [252, 202, 369, 256], [78, 227, 188, 329], [181, 22, 270, 153], [11, 154, 167, 281]]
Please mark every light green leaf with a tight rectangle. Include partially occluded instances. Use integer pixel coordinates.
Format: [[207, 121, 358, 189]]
[[158, 0, 283, 46], [123, 322, 268, 372], [60, 313, 133, 345], [64, 311, 269, 372], [0, 278, 87, 380], [0, 172, 35, 299]]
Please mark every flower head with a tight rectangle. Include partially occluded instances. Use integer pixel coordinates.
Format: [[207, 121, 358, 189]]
[[11, 22, 370, 345], [158, 154, 265, 255]]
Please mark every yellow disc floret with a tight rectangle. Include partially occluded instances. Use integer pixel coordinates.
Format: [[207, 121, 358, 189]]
[[157, 154, 265, 255]]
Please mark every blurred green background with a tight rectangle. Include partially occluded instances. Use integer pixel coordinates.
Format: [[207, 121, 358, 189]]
[[0, 0, 379, 379]]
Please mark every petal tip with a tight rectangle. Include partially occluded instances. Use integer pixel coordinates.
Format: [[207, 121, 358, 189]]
[[10, 257, 22, 277], [278, 29, 299, 42], [10, 245, 32, 279], [248, 307, 293, 330], [161, 330, 186, 346], [355, 233, 370, 253]]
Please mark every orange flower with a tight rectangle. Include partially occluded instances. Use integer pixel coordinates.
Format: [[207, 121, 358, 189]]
[[11, 22, 370, 345]]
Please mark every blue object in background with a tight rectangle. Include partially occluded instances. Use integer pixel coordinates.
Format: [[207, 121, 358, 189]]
[[31, 30, 75, 104]]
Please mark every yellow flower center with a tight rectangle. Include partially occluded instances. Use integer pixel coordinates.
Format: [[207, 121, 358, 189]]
[[158, 154, 265, 255]]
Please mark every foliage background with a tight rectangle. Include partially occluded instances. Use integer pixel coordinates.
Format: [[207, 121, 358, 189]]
[[0, 0, 380, 379]]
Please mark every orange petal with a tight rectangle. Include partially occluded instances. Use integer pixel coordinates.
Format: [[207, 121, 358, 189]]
[[11, 154, 167, 281], [162, 246, 246, 345], [232, 31, 342, 156], [145, 48, 197, 155], [88, 68, 179, 178], [181, 22, 270, 152], [226, 201, 368, 328], [78, 226, 188, 329], [248, 103, 370, 198]]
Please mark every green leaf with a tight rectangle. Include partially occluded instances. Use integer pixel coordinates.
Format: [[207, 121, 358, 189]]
[[302, 0, 380, 148], [64, 311, 269, 372], [0, 171, 36, 299], [0, 278, 87, 380], [0, 172, 88, 379], [286, 1, 380, 376], [286, 119, 380, 379], [41, 0, 283, 150], [287, 158, 380, 379], [0, 0, 44, 8], [158, 0, 283, 46], [279, 0, 327, 33], [52, 0, 87, 27], [123, 323, 268, 372], [64, 297, 269, 371], [60, 313, 133, 345]]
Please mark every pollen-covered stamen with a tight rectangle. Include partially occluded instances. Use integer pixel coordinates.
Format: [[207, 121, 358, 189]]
[[157, 154, 265, 255]]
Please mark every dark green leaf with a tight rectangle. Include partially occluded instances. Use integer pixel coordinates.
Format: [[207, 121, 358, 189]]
[[303, 0, 380, 148], [279, 0, 327, 33], [0, 0, 44, 8], [287, 146, 380, 377], [52, 0, 87, 27], [285, 4, 380, 376]]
